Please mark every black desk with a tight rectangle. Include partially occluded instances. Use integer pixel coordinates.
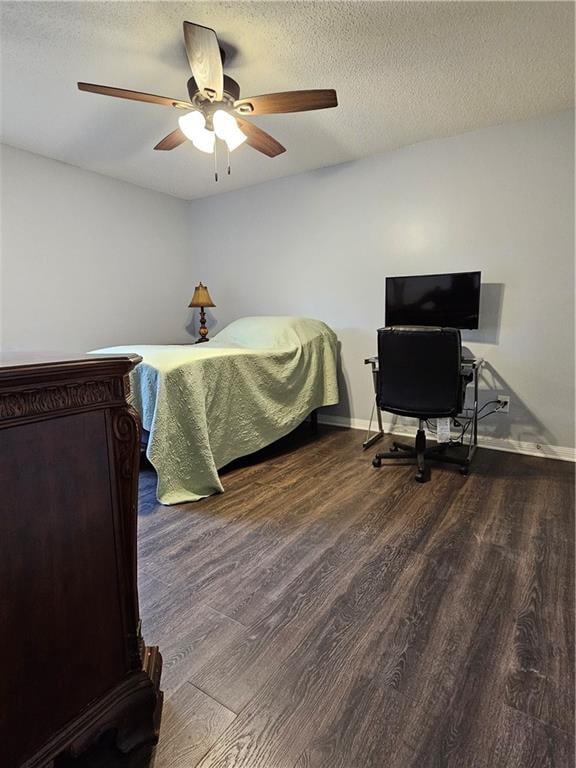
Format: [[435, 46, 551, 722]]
[[363, 354, 484, 466]]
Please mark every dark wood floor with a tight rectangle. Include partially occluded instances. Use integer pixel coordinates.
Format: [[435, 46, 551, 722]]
[[76, 425, 576, 767]]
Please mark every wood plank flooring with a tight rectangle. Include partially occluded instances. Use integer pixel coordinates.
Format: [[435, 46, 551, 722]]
[[67, 425, 575, 767]]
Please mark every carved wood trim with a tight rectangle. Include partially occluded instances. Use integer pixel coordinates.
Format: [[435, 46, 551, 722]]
[[108, 404, 143, 672], [21, 672, 158, 768], [0, 377, 126, 425]]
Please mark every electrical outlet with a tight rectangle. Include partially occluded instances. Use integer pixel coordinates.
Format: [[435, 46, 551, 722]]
[[497, 395, 510, 413]]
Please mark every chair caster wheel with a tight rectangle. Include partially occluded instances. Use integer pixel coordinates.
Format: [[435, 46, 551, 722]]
[[415, 470, 428, 483], [460, 466, 470, 476], [390, 444, 399, 453], [372, 457, 382, 468]]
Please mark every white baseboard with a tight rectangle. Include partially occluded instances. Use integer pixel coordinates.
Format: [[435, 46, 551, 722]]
[[318, 415, 576, 463]]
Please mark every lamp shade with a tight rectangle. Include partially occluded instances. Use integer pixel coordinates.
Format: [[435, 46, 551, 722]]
[[178, 112, 215, 154], [189, 282, 215, 308], [213, 109, 247, 151]]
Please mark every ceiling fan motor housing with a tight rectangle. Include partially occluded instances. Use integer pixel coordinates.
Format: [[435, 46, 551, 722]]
[[187, 75, 240, 107]]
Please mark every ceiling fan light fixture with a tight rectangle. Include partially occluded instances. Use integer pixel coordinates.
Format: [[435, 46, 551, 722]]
[[192, 129, 216, 154], [178, 109, 204, 137], [224, 129, 247, 152], [178, 110, 215, 153], [213, 109, 247, 151], [78, 23, 338, 165]]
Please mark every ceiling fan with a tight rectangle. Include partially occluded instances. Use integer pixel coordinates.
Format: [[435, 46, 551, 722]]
[[78, 21, 338, 180]]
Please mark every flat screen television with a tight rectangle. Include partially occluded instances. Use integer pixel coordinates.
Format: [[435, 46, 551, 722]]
[[385, 271, 481, 329]]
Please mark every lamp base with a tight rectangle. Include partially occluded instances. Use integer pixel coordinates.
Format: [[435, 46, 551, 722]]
[[196, 306, 210, 344]]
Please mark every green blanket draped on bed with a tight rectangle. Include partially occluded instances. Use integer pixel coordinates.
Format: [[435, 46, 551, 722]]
[[93, 316, 339, 504]]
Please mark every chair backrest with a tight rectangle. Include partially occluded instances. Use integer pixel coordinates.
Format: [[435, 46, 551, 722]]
[[377, 327, 463, 418]]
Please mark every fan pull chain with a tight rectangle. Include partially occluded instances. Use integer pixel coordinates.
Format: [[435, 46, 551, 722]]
[[214, 141, 218, 182], [227, 145, 231, 176]]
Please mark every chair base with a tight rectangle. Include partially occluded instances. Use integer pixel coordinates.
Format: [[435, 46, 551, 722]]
[[372, 425, 473, 483]]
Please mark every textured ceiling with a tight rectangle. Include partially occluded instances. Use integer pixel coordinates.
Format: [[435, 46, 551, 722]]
[[1, 1, 573, 200]]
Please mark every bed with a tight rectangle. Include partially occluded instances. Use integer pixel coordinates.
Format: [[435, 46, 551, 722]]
[[93, 316, 339, 504]]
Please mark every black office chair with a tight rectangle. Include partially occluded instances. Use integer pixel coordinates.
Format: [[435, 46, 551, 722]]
[[372, 327, 468, 483]]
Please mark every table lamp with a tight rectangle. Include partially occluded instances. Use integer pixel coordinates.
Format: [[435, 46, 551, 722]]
[[189, 282, 216, 343]]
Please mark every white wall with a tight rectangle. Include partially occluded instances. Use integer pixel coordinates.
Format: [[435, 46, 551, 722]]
[[186, 110, 575, 451], [0, 145, 194, 353], [2, 113, 573, 452]]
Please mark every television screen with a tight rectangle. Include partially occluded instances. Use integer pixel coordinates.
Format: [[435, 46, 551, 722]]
[[385, 271, 481, 329]]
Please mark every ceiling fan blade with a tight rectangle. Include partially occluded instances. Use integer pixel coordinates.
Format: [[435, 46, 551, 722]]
[[236, 118, 286, 158], [78, 82, 193, 110], [234, 89, 338, 116], [154, 128, 188, 151], [183, 21, 223, 101]]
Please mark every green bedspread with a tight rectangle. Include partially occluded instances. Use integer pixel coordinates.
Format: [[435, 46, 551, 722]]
[[93, 316, 339, 504]]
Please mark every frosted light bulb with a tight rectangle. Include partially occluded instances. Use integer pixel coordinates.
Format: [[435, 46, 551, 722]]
[[192, 129, 215, 154], [224, 128, 248, 151], [178, 111, 215, 154], [213, 109, 247, 151], [178, 111, 205, 140]]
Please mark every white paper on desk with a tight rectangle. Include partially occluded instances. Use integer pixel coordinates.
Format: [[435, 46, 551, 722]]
[[437, 418, 451, 444]]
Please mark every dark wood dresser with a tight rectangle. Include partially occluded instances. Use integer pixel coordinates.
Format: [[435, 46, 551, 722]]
[[0, 354, 162, 768]]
